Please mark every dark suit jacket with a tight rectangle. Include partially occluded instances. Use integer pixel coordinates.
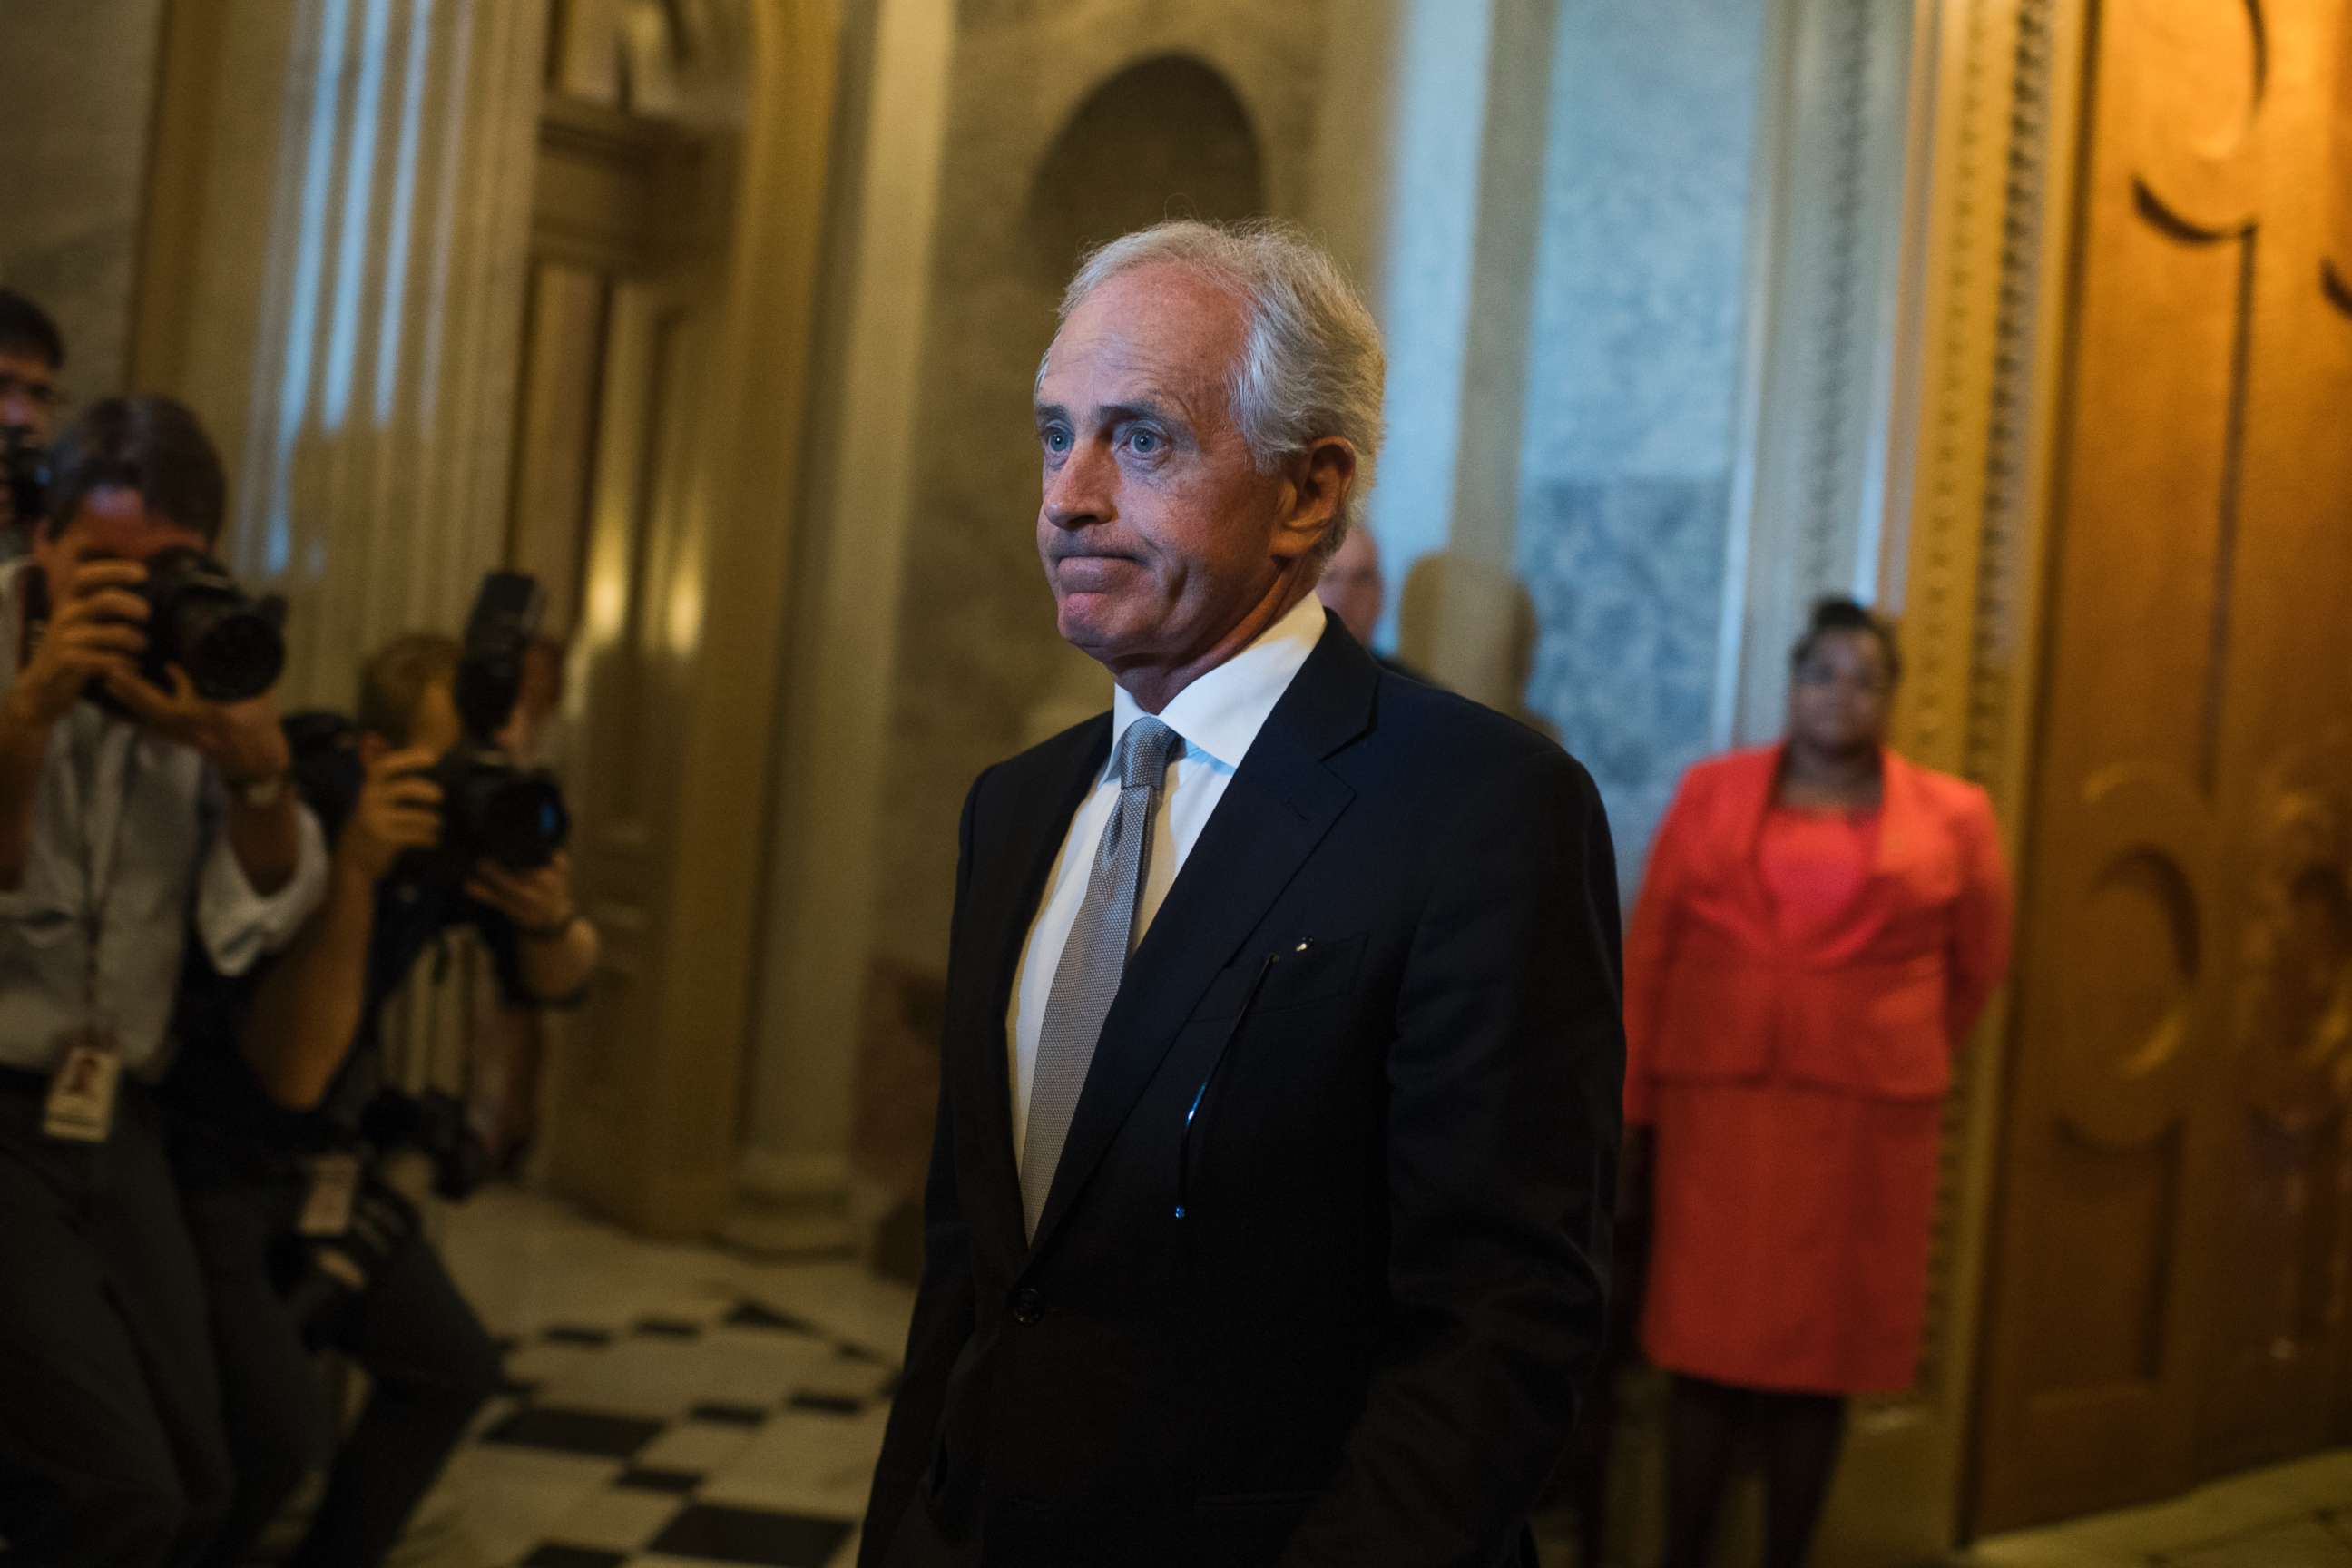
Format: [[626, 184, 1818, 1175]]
[[862, 612, 1625, 1568]]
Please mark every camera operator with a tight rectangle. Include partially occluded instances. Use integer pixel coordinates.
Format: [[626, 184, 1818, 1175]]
[[0, 289, 68, 551], [169, 628, 596, 1568], [0, 397, 327, 1567]]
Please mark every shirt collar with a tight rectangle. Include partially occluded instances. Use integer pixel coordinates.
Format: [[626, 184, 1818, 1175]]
[[1107, 593, 1328, 779]]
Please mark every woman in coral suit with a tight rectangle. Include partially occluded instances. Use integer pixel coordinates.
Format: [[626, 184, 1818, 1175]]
[[1625, 597, 2013, 1568]]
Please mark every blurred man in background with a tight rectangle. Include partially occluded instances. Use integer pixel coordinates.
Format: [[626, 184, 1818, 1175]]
[[0, 289, 69, 552], [1313, 524, 1385, 650], [171, 630, 596, 1568], [0, 397, 326, 1567]]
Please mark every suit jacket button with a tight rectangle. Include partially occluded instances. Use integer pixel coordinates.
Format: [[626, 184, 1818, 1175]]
[[1011, 1289, 1045, 1325]]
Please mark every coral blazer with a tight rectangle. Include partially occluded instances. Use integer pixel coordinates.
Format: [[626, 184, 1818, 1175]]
[[1624, 746, 2011, 1123]]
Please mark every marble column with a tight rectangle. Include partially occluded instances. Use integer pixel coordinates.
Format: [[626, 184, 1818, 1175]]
[[1305, 0, 1557, 705], [737, 0, 957, 1238], [139, 0, 548, 701], [1511, 0, 1774, 887]]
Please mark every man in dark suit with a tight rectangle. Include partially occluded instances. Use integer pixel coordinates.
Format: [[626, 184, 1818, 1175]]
[[860, 220, 1624, 1568]]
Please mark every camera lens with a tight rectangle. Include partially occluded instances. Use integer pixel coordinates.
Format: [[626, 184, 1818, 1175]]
[[141, 549, 286, 702], [477, 772, 569, 870], [176, 600, 287, 702], [437, 752, 569, 875]]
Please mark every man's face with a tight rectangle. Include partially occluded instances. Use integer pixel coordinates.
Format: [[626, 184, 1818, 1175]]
[[1316, 526, 1384, 647], [31, 486, 208, 587], [0, 348, 61, 448], [1033, 264, 1316, 681], [0, 348, 63, 534]]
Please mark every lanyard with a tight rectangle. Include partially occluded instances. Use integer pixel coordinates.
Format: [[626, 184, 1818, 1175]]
[[65, 707, 138, 1030]]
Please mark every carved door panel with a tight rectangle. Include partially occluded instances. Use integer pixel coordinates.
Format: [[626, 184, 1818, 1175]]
[[2197, 0, 2352, 1473], [504, 93, 714, 1212], [1973, 0, 2352, 1531]]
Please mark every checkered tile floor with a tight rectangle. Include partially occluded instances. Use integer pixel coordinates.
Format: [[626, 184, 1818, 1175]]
[[397, 1190, 913, 1568]]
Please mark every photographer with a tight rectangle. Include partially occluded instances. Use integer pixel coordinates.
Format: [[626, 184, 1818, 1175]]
[[170, 627, 596, 1568], [0, 397, 327, 1567], [0, 289, 68, 549]]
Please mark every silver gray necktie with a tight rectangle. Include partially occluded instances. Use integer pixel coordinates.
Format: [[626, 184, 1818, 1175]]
[[1020, 717, 1182, 1239]]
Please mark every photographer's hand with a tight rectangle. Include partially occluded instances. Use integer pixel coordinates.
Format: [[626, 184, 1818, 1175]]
[[466, 854, 572, 932], [240, 741, 439, 1112], [469, 852, 599, 1002], [103, 666, 302, 894], [0, 553, 149, 887], [100, 664, 291, 781], [14, 553, 150, 724], [338, 746, 443, 887]]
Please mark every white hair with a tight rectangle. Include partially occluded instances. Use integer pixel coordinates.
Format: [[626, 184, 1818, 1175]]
[[1051, 219, 1387, 565]]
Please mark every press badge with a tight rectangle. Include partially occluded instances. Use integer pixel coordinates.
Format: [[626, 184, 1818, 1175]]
[[43, 1029, 122, 1142], [299, 1153, 363, 1238]]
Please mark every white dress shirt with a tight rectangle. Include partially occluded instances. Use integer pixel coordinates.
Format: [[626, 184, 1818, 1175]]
[[1007, 593, 1328, 1162], [0, 561, 328, 1077]]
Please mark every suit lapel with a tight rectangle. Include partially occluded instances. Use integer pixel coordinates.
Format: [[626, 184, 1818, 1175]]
[[1024, 616, 1376, 1260], [955, 717, 1110, 1258]]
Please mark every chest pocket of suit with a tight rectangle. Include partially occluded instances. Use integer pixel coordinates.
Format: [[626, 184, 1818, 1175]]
[[1189, 932, 1367, 1024]]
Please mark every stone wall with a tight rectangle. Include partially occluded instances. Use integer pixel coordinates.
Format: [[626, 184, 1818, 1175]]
[[0, 0, 170, 393], [1515, 0, 1769, 885]]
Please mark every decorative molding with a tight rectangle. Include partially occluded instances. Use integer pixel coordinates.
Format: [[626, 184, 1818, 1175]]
[[1962, 0, 2056, 792], [547, 0, 750, 116], [1880, 0, 1984, 767], [1821, 0, 2080, 1558], [1926, 0, 2063, 1416]]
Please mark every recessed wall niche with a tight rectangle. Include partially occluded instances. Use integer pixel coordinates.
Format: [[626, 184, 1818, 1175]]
[[1024, 54, 1268, 286]]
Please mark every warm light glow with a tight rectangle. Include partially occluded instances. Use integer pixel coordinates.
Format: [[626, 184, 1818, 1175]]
[[585, 563, 628, 645], [260, 0, 354, 578], [376, 0, 436, 421], [666, 547, 705, 660], [323, 0, 392, 431]]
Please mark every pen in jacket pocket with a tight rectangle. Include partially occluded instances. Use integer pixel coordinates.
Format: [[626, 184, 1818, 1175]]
[[1173, 938, 1312, 1220]]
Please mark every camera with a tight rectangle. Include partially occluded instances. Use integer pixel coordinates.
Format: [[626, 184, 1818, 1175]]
[[132, 546, 289, 702], [285, 573, 569, 884], [429, 749, 568, 874], [415, 572, 569, 877], [277, 1090, 480, 1335], [3, 425, 47, 526], [361, 1088, 489, 1202], [73, 545, 288, 713]]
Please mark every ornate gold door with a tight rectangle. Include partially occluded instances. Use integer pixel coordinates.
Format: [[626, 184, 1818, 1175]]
[[1973, 0, 2352, 1530]]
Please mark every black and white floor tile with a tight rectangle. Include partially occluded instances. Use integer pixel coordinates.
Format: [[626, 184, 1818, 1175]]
[[410, 1193, 2352, 1568], [397, 1190, 914, 1568]]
